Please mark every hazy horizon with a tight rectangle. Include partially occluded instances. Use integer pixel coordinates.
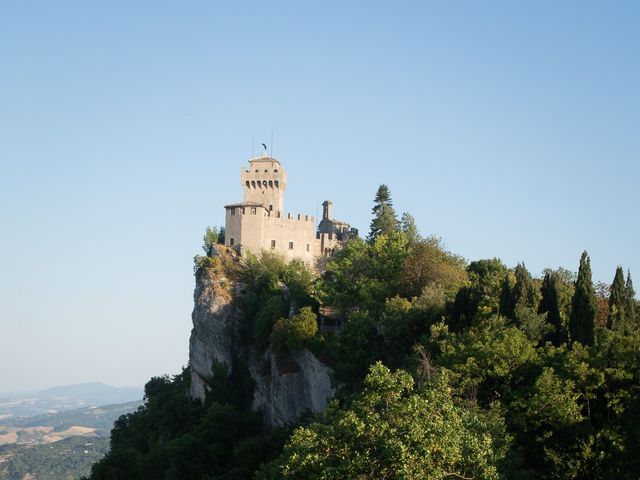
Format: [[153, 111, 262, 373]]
[[1, 1, 639, 392]]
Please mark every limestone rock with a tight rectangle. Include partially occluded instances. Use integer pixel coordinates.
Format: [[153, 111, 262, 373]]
[[188, 265, 334, 427], [250, 348, 334, 427], [188, 268, 238, 402]]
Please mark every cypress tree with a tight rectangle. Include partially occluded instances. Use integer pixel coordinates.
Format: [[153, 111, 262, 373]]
[[539, 271, 565, 345], [499, 275, 512, 317], [569, 251, 597, 345], [511, 263, 537, 321], [608, 266, 626, 330], [368, 185, 399, 242], [625, 270, 637, 330]]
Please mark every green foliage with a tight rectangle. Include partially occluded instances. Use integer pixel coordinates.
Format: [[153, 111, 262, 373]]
[[609, 266, 626, 330], [258, 362, 505, 480], [271, 306, 319, 354], [193, 254, 221, 274], [202, 226, 225, 255], [540, 271, 567, 345], [625, 270, 637, 330], [433, 316, 538, 402], [318, 233, 409, 314], [449, 258, 511, 331], [0, 436, 109, 480], [400, 211, 420, 244], [241, 252, 315, 351], [400, 236, 467, 299], [87, 369, 287, 480], [368, 184, 399, 242], [570, 251, 597, 345]]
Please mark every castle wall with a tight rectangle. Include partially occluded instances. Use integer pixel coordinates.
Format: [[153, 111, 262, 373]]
[[225, 207, 318, 263]]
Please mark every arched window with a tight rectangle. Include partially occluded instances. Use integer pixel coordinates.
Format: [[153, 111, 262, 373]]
[[274, 180, 279, 188], [251, 181, 256, 188], [245, 181, 250, 188], [268, 180, 273, 188]]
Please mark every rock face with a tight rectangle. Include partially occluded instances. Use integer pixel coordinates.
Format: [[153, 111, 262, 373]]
[[188, 267, 239, 402], [250, 348, 334, 427], [188, 263, 334, 427]]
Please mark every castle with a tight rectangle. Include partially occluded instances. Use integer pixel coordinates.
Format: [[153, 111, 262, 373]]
[[224, 154, 356, 263]]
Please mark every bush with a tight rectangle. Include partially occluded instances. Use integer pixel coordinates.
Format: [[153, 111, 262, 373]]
[[271, 307, 319, 354]]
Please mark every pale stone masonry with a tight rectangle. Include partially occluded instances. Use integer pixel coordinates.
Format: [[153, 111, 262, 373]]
[[224, 155, 356, 263]]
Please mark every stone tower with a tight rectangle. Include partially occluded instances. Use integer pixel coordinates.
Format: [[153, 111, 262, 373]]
[[240, 156, 288, 215]]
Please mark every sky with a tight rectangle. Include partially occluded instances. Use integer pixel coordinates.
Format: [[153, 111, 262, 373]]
[[0, 1, 638, 393]]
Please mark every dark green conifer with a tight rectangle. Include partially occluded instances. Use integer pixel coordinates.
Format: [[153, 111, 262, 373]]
[[499, 275, 512, 317], [539, 271, 565, 345], [511, 263, 537, 320], [608, 266, 626, 330], [569, 251, 597, 345], [368, 184, 399, 242], [625, 270, 637, 329]]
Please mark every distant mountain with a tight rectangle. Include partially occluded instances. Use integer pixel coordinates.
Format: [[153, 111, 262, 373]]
[[34, 382, 143, 405], [0, 383, 143, 420]]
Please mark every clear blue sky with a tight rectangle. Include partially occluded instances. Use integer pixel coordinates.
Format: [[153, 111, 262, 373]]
[[1, 1, 638, 393]]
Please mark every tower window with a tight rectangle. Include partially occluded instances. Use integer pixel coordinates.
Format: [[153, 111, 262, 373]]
[[271, 240, 276, 248], [274, 181, 279, 188], [251, 207, 257, 214], [245, 180, 250, 188], [289, 242, 294, 250], [229, 238, 235, 246], [306, 244, 310, 252], [230, 208, 235, 216]]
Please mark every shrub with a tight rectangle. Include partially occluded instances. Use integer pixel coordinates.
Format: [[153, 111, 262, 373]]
[[271, 307, 319, 354]]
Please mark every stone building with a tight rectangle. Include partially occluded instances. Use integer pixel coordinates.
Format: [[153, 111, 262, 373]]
[[224, 154, 356, 262]]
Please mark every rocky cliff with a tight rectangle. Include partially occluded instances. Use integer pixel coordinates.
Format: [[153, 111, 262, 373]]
[[188, 250, 334, 427]]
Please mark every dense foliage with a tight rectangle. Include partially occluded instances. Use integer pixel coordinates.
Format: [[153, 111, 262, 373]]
[[90, 185, 640, 479], [85, 370, 288, 480], [0, 436, 109, 480]]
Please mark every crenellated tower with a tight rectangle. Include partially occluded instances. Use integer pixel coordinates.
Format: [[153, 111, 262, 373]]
[[240, 156, 287, 214]]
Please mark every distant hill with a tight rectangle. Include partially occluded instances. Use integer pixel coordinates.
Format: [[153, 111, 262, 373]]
[[0, 383, 143, 420], [34, 382, 143, 406]]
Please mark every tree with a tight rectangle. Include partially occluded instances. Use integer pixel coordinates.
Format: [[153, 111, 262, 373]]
[[400, 236, 467, 299], [258, 362, 504, 480], [271, 306, 319, 354], [569, 251, 597, 345], [449, 258, 511, 331], [539, 271, 566, 345], [625, 270, 637, 330], [400, 212, 420, 244], [368, 184, 399, 242], [609, 266, 626, 330], [203, 226, 224, 255]]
